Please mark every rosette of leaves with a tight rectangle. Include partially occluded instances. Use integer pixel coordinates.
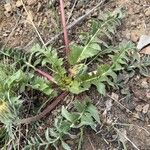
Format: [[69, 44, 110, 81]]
[[29, 9, 137, 95], [24, 99, 100, 150]]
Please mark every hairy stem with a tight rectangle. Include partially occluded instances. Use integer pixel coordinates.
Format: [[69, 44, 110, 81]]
[[35, 69, 57, 84], [60, 0, 70, 56], [25, 62, 57, 84]]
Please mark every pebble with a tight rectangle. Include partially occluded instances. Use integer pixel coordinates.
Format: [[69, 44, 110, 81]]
[[141, 79, 149, 88], [16, 0, 22, 7], [3, 33, 8, 37], [146, 92, 150, 99], [27, 0, 36, 6], [142, 104, 149, 114], [135, 105, 143, 112], [4, 3, 12, 12], [130, 31, 140, 42], [137, 35, 150, 50], [145, 8, 150, 17]]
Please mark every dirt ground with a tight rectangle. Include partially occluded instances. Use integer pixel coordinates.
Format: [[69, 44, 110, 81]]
[[0, 0, 150, 149]]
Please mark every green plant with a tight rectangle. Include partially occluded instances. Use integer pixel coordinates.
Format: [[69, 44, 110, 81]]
[[24, 99, 100, 150], [0, 59, 55, 148], [0, 63, 25, 147], [28, 10, 137, 96], [0, 8, 149, 150]]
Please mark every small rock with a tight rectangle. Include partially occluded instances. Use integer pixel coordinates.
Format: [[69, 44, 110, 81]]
[[4, 3, 12, 12], [141, 79, 149, 88], [111, 92, 119, 101], [135, 105, 143, 112], [105, 99, 113, 111], [145, 8, 150, 17], [122, 31, 130, 39], [4, 10, 12, 17], [130, 31, 140, 42], [134, 6, 141, 14], [146, 92, 150, 99], [27, 0, 36, 6], [16, 0, 22, 7], [140, 46, 150, 55], [137, 35, 150, 50], [3, 33, 8, 37], [15, 32, 18, 36], [131, 21, 136, 26], [142, 104, 149, 114]]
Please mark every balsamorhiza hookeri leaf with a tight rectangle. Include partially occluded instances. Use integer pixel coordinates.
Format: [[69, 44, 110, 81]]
[[110, 42, 136, 71], [74, 100, 100, 124], [31, 76, 54, 96], [68, 9, 124, 65], [25, 100, 100, 150], [31, 44, 66, 76], [68, 64, 116, 95], [68, 42, 135, 95], [61, 106, 80, 122]]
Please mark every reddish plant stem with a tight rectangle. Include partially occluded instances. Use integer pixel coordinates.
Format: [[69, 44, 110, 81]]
[[60, 0, 70, 56], [35, 68, 57, 84], [16, 91, 69, 124]]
